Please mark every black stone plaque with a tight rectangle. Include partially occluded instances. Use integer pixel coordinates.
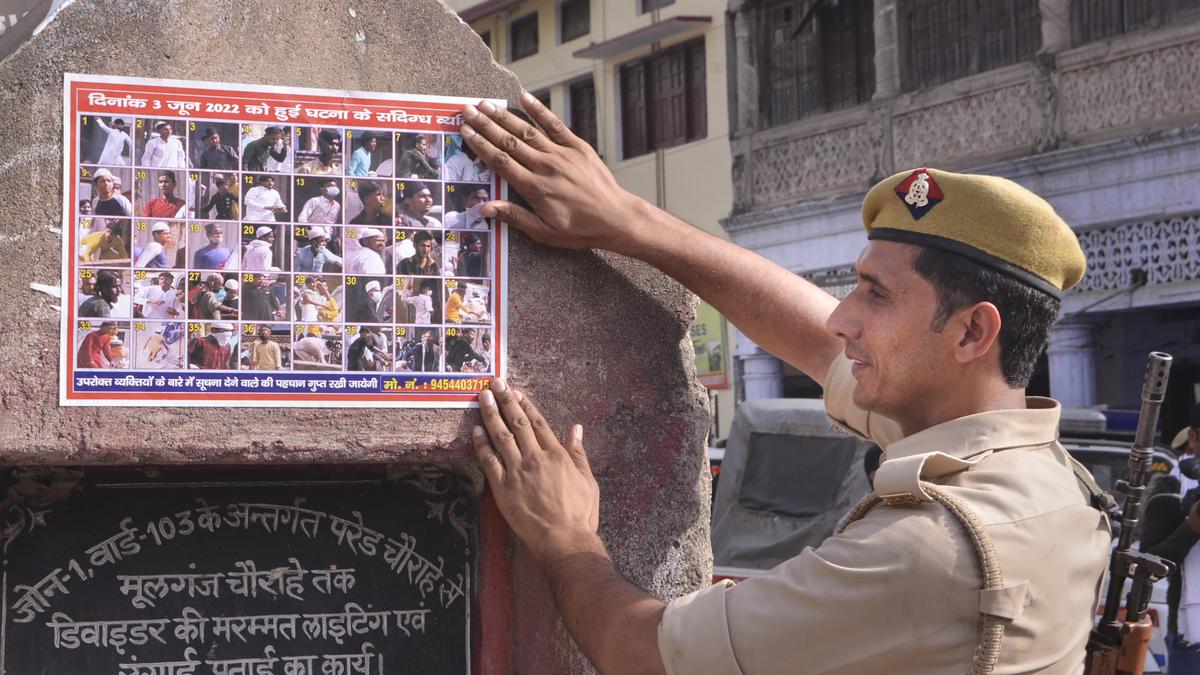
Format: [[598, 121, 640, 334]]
[[0, 469, 475, 675]]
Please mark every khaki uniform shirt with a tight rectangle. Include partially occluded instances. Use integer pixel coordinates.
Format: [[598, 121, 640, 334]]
[[658, 355, 1111, 674]]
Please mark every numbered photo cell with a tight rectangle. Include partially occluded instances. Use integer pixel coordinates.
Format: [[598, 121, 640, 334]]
[[189, 122, 240, 171], [242, 173, 291, 223], [394, 179, 443, 228], [77, 269, 131, 319], [395, 277, 442, 325], [345, 178, 393, 226], [190, 170, 241, 221], [292, 224, 344, 274], [345, 129, 393, 178], [75, 320, 130, 370], [446, 325, 492, 373], [394, 326, 442, 373], [240, 223, 288, 272], [443, 230, 489, 278], [79, 115, 134, 166], [188, 221, 240, 271], [295, 126, 344, 176], [392, 229, 442, 277], [78, 217, 131, 266], [186, 271, 239, 321], [344, 275, 394, 324], [444, 279, 491, 325], [442, 133, 491, 183], [135, 119, 188, 169], [134, 168, 187, 219], [345, 325, 394, 372], [343, 225, 391, 275], [240, 124, 293, 173], [239, 323, 291, 371], [443, 182, 492, 230], [292, 273, 343, 323], [294, 175, 343, 225], [292, 325, 344, 371], [395, 132, 442, 180], [79, 166, 133, 218], [239, 271, 290, 323], [186, 321, 239, 370], [132, 321, 186, 370], [132, 270, 185, 321]]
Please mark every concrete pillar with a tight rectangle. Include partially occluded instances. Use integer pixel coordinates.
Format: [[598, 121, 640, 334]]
[[873, 0, 901, 99], [1047, 320, 1098, 408], [730, 0, 759, 131], [1039, 0, 1072, 53], [736, 330, 784, 400]]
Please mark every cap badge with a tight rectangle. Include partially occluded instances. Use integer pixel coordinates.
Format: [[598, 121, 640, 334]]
[[895, 169, 943, 220]]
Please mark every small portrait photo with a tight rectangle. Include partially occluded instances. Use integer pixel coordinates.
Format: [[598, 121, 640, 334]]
[[186, 321, 239, 370], [239, 323, 291, 371], [293, 273, 343, 323], [77, 269, 131, 319], [242, 173, 291, 223], [343, 225, 390, 275], [135, 119, 188, 169], [132, 270, 184, 321], [292, 325, 343, 371], [132, 219, 186, 269], [187, 271, 240, 321], [293, 225, 343, 274], [394, 326, 442, 373], [79, 115, 134, 166], [345, 178, 393, 226], [392, 229, 442, 277], [135, 168, 188, 220], [133, 321, 186, 370], [240, 223, 287, 272], [345, 129, 393, 178], [445, 325, 492, 373], [75, 320, 130, 370], [394, 180, 443, 229], [189, 221, 240, 270], [295, 126, 344, 176], [442, 133, 491, 183], [80, 166, 133, 218], [346, 325, 394, 372], [443, 230, 489, 278], [78, 217, 131, 266], [443, 182, 492, 230], [189, 122, 240, 171], [395, 132, 441, 180], [239, 271, 289, 323], [344, 275, 393, 324], [395, 277, 442, 325], [240, 124, 292, 173], [294, 175, 343, 225], [190, 171, 241, 221], [444, 279, 491, 325]]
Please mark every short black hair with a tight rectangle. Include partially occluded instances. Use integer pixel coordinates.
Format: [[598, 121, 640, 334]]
[[413, 230, 434, 244], [912, 246, 1059, 388], [357, 181, 381, 202]]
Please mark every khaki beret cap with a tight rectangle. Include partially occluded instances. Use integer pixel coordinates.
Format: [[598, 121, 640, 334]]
[[862, 168, 1087, 297]]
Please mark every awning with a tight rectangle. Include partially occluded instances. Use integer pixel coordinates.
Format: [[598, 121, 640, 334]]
[[572, 16, 711, 60]]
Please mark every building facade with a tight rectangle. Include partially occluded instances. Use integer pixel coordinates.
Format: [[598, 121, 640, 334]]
[[450, 0, 740, 436], [724, 0, 1200, 430]]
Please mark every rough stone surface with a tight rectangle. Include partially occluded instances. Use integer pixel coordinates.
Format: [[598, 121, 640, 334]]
[[0, 1, 713, 672]]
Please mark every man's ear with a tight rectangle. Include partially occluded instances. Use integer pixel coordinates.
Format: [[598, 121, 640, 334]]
[[951, 301, 1002, 366]]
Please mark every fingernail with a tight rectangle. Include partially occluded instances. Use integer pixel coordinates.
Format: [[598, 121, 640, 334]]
[[492, 378, 507, 392], [480, 390, 494, 405], [573, 425, 583, 441], [473, 425, 484, 436], [460, 123, 476, 137], [514, 390, 524, 402], [463, 104, 479, 118], [479, 100, 497, 114], [520, 91, 538, 105]]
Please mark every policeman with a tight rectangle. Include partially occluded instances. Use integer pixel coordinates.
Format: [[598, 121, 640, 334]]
[[459, 95, 1111, 673]]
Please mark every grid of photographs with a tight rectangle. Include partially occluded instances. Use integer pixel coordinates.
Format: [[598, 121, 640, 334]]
[[74, 114, 497, 375]]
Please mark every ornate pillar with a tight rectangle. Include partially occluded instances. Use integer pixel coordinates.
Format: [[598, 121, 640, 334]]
[[1047, 320, 1098, 408], [736, 331, 783, 400], [873, 0, 901, 99], [1039, 0, 1072, 53], [730, 0, 758, 132]]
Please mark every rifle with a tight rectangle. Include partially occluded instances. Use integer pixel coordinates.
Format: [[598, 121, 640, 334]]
[[1085, 352, 1175, 675]]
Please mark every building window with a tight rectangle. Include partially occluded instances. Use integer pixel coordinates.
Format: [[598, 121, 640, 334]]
[[762, 0, 875, 127], [620, 38, 707, 158], [900, 0, 1041, 91], [479, 30, 491, 49], [569, 78, 598, 149], [640, 0, 675, 13], [560, 0, 590, 42], [510, 13, 539, 62], [1073, 0, 1200, 45]]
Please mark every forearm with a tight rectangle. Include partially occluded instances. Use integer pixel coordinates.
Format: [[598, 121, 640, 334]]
[[543, 533, 668, 675]]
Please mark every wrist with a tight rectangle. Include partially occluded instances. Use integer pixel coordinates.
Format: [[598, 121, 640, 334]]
[[604, 192, 665, 259], [535, 528, 607, 568]]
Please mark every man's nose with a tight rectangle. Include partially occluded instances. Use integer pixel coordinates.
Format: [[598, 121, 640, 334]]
[[825, 300, 860, 342]]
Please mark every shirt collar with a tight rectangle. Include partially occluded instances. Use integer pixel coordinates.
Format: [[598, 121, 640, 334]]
[[885, 397, 1061, 462]]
